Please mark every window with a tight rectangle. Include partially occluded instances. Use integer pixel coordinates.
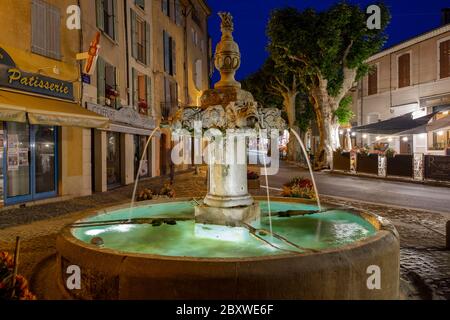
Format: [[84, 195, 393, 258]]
[[175, 0, 183, 26], [96, 0, 117, 40], [135, 0, 144, 10], [132, 68, 152, 115], [398, 53, 410, 88], [131, 10, 150, 65], [368, 64, 378, 95], [162, 0, 170, 17], [193, 59, 202, 90], [161, 77, 178, 119], [163, 30, 176, 75], [97, 57, 119, 108], [31, 0, 61, 59], [439, 39, 450, 79], [191, 28, 198, 46]]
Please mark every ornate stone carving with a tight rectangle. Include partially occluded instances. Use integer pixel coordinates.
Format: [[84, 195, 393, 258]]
[[214, 12, 241, 89]]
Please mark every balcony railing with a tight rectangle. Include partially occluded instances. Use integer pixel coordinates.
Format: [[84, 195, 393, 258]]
[[160, 101, 178, 121]]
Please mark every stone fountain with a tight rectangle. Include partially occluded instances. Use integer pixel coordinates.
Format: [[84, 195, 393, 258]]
[[55, 13, 400, 300]]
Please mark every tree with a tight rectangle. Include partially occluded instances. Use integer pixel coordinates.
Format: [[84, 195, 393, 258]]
[[268, 3, 390, 169], [242, 58, 313, 160]]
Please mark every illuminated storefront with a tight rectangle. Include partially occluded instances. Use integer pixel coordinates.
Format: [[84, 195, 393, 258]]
[[0, 48, 108, 205]]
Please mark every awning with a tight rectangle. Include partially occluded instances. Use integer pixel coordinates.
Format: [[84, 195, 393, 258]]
[[352, 112, 437, 135], [0, 90, 109, 128]]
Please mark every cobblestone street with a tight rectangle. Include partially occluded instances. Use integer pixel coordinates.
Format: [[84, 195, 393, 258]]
[[0, 168, 448, 300]]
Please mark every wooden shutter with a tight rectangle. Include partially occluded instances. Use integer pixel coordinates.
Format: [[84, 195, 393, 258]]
[[97, 57, 105, 104], [368, 65, 377, 95], [398, 53, 410, 88], [171, 38, 176, 75], [96, 0, 104, 30], [132, 68, 137, 107], [31, 0, 47, 56], [130, 9, 137, 58], [162, 0, 168, 16], [115, 67, 121, 108], [163, 31, 170, 72], [146, 76, 152, 113], [145, 22, 151, 65], [440, 40, 450, 79], [113, 0, 118, 41], [47, 5, 61, 59]]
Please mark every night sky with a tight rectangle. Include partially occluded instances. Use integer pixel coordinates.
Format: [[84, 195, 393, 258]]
[[206, 0, 448, 83]]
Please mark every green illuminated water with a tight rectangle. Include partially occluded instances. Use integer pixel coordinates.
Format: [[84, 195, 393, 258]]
[[72, 201, 376, 258]]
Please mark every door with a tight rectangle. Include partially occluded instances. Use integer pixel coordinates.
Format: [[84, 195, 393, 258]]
[[160, 133, 167, 175]]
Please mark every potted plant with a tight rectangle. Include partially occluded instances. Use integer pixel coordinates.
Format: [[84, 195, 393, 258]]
[[247, 170, 260, 189], [0, 252, 36, 300], [281, 177, 316, 199], [138, 100, 148, 115]]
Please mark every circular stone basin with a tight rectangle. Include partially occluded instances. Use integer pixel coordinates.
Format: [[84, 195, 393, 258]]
[[57, 197, 400, 300]]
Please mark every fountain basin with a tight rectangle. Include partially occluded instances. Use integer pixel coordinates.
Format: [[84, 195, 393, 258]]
[[56, 197, 399, 300]]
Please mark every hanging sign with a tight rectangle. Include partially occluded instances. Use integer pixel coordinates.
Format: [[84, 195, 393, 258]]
[[76, 32, 100, 76]]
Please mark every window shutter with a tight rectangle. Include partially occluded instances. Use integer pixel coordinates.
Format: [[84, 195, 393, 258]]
[[113, 0, 118, 41], [398, 54, 410, 88], [368, 65, 377, 95], [175, 0, 182, 26], [131, 9, 137, 58], [440, 40, 450, 79], [47, 5, 61, 59], [162, 0, 168, 15], [145, 22, 151, 65], [96, 0, 104, 30], [132, 68, 137, 107], [31, 0, 47, 56], [115, 67, 121, 108], [146, 76, 152, 114], [97, 57, 105, 104], [163, 31, 170, 72], [171, 38, 176, 75]]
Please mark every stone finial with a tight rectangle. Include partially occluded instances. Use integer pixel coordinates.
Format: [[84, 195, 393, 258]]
[[218, 12, 234, 34], [214, 12, 241, 89]]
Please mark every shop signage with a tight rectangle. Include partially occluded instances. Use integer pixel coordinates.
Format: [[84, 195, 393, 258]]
[[81, 73, 91, 84], [86, 102, 155, 130], [0, 47, 74, 101]]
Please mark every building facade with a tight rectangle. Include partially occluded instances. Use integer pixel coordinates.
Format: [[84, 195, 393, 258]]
[[0, 0, 211, 206], [351, 21, 450, 156]]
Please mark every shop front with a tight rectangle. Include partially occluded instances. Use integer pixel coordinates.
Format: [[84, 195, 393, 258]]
[[0, 48, 109, 205], [86, 103, 157, 191]]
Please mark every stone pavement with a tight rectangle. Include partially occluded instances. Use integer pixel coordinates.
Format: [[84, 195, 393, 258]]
[[0, 167, 448, 300]]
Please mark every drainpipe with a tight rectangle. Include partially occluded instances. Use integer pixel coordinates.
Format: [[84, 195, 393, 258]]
[[183, 3, 193, 106], [77, 0, 83, 106], [124, 0, 130, 106]]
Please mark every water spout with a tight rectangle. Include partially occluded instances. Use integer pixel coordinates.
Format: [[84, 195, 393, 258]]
[[259, 129, 273, 238], [129, 127, 161, 220], [289, 129, 322, 211]]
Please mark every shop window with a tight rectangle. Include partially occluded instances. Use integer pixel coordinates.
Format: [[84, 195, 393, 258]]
[[398, 53, 410, 88], [2, 123, 57, 204], [440, 39, 450, 79], [107, 131, 121, 188], [31, 0, 61, 59], [131, 10, 150, 65], [368, 65, 378, 95], [96, 0, 117, 40], [134, 135, 150, 177]]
